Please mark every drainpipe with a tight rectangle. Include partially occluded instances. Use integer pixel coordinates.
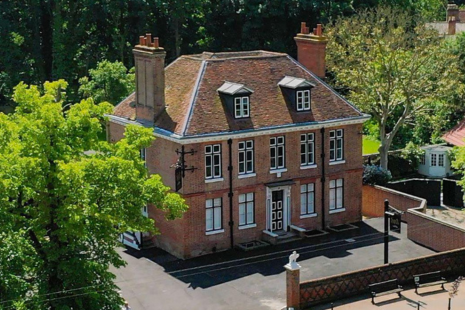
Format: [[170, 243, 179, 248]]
[[227, 139, 234, 249], [320, 127, 326, 230]]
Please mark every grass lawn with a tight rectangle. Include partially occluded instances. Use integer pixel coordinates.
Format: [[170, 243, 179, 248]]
[[363, 137, 380, 155]]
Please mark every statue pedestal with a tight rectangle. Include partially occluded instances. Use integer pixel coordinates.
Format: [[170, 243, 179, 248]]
[[285, 255, 301, 309]]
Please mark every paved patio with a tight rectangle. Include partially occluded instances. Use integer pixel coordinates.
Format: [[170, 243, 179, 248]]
[[313, 282, 465, 310], [112, 218, 435, 310]]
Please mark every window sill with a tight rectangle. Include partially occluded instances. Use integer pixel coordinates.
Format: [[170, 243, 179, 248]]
[[300, 213, 318, 219], [329, 208, 346, 214], [205, 229, 224, 235], [238, 173, 256, 179], [238, 223, 257, 230], [270, 168, 287, 177], [329, 160, 346, 166], [205, 177, 224, 183], [300, 164, 317, 170]]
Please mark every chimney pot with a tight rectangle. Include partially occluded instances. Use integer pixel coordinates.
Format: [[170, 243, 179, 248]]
[[154, 37, 159, 48], [301, 22, 307, 34], [316, 24, 322, 36], [146, 33, 152, 46], [295, 22, 328, 78]]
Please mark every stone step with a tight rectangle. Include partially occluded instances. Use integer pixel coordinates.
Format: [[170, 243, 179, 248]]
[[276, 235, 302, 244], [276, 232, 301, 244]]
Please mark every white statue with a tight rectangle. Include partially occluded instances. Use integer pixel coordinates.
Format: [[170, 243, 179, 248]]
[[289, 251, 299, 265], [285, 251, 301, 270]]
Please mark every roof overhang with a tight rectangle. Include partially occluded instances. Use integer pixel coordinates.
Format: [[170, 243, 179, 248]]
[[278, 76, 315, 89], [217, 81, 254, 95], [107, 113, 371, 145]]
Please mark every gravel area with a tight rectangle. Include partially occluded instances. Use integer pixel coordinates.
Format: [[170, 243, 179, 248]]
[[424, 206, 465, 227]]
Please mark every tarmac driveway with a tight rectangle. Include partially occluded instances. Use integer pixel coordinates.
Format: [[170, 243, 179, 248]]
[[111, 218, 434, 310]]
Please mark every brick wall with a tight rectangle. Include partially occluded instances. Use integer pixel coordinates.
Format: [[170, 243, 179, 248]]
[[298, 248, 465, 309], [362, 185, 425, 219], [407, 208, 465, 252], [174, 124, 363, 257], [109, 119, 364, 258]]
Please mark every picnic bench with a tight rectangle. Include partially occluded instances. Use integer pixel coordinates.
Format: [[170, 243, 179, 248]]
[[413, 271, 446, 294], [369, 279, 403, 304]]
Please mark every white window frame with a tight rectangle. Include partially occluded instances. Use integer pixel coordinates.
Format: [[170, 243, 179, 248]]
[[329, 179, 344, 211], [206, 198, 222, 232], [205, 144, 222, 179], [238, 140, 254, 175], [234, 96, 250, 118], [300, 133, 315, 166], [438, 154, 444, 167], [239, 193, 254, 226], [270, 136, 285, 170], [329, 129, 344, 162], [300, 183, 315, 215], [420, 154, 426, 165], [431, 153, 437, 167], [296, 90, 311, 111]]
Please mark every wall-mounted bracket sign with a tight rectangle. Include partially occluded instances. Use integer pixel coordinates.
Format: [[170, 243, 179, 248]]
[[172, 146, 197, 192]]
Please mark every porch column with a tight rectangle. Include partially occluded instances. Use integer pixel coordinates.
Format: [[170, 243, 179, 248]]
[[285, 251, 301, 309]]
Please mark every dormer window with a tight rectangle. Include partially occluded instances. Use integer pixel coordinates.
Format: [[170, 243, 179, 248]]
[[218, 81, 253, 119], [235, 96, 250, 118], [278, 76, 315, 112], [296, 90, 310, 111]]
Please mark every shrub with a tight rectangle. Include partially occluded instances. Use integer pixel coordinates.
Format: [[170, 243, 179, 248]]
[[363, 164, 392, 185], [400, 142, 424, 170]]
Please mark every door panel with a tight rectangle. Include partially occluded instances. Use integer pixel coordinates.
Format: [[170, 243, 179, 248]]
[[271, 190, 284, 232]]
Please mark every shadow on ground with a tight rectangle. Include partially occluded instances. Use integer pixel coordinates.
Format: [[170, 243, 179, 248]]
[[122, 220, 401, 289]]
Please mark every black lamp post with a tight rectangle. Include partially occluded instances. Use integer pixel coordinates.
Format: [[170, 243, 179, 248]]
[[384, 199, 389, 264]]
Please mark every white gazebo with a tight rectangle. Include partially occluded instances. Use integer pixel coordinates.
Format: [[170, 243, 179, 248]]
[[418, 145, 452, 178]]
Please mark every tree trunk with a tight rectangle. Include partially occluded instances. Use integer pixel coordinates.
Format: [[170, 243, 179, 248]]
[[40, 0, 54, 81], [379, 142, 389, 170], [174, 17, 180, 57]]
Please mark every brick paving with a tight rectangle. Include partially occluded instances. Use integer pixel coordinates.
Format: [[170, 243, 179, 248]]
[[313, 283, 465, 310]]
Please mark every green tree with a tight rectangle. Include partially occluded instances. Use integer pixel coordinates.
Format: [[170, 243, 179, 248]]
[[326, 6, 463, 169], [0, 80, 187, 309], [156, 0, 207, 57], [79, 60, 135, 105]]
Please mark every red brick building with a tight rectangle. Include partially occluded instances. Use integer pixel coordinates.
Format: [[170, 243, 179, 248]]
[[108, 24, 370, 259]]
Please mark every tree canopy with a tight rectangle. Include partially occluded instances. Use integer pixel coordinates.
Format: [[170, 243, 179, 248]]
[[326, 6, 464, 169], [1, 0, 452, 108], [0, 81, 187, 309], [79, 60, 134, 106]]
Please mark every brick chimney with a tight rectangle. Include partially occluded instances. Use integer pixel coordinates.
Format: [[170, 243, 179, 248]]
[[294, 22, 328, 79], [447, 3, 460, 22], [133, 34, 166, 123]]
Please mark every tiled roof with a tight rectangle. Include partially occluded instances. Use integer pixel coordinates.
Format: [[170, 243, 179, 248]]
[[113, 51, 364, 137], [442, 119, 465, 146]]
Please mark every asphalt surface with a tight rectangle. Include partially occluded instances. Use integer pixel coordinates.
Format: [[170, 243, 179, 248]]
[[111, 218, 434, 310]]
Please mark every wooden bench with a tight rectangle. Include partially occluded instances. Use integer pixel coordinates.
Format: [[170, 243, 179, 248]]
[[413, 271, 446, 294], [369, 279, 403, 303]]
